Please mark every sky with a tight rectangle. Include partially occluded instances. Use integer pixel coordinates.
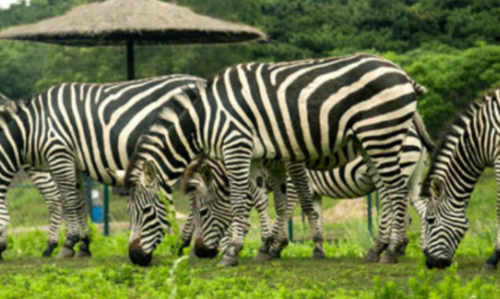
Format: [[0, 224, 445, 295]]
[[0, 0, 24, 9]]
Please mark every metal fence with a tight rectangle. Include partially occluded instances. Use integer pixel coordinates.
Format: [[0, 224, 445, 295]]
[[7, 172, 130, 238], [8, 171, 380, 245]]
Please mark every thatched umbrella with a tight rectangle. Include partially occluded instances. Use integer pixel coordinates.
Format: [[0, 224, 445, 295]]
[[0, 0, 266, 79]]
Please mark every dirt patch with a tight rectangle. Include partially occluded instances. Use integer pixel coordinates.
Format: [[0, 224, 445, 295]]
[[293, 198, 377, 224]]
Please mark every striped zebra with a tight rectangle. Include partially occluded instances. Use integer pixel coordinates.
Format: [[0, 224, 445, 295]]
[[180, 115, 434, 261], [0, 97, 74, 257], [123, 53, 425, 266], [179, 157, 271, 259], [0, 75, 204, 259], [423, 89, 500, 270]]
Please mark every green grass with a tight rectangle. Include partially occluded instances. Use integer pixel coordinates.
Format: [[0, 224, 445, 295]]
[[1, 230, 500, 299], [2, 168, 500, 298]]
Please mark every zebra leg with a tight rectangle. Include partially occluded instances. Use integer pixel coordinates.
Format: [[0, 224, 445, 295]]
[[286, 162, 324, 259], [357, 128, 412, 264], [29, 171, 63, 258], [253, 181, 274, 261], [75, 174, 92, 258], [0, 196, 10, 260], [365, 179, 391, 263], [48, 160, 81, 259], [265, 169, 290, 259], [76, 201, 92, 257], [217, 149, 252, 267], [43, 199, 63, 257], [311, 198, 325, 259], [484, 162, 500, 271]]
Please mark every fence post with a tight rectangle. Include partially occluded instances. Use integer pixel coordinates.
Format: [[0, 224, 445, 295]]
[[288, 218, 294, 242], [103, 185, 109, 236], [86, 175, 92, 216], [367, 193, 373, 237]]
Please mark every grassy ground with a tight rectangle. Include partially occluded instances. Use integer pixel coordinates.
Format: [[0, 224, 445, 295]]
[[1, 168, 500, 298], [1, 231, 500, 299]]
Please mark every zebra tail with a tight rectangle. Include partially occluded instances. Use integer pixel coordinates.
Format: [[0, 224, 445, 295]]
[[180, 157, 203, 195], [413, 112, 436, 153], [412, 81, 427, 96]]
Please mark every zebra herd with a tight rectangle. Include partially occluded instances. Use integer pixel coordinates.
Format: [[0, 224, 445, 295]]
[[1, 53, 500, 271]]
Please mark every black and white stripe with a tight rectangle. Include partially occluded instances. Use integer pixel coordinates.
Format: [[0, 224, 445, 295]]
[[125, 53, 424, 266], [423, 89, 500, 270], [0, 75, 204, 259], [182, 117, 434, 261], [0, 98, 71, 257]]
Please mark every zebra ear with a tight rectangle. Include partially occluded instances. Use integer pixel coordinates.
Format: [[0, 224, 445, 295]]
[[430, 178, 444, 199], [143, 160, 158, 187]]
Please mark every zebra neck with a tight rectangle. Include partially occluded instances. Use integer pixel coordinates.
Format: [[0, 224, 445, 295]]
[[427, 108, 497, 201]]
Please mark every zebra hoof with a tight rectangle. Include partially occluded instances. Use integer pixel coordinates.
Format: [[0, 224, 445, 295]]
[[42, 242, 58, 258], [483, 263, 497, 272], [57, 246, 75, 259], [253, 251, 273, 261], [396, 237, 410, 257], [76, 249, 92, 258], [41, 249, 53, 258], [217, 255, 238, 267], [379, 252, 398, 264], [268, 250, 282, 259], [312, 249, 325, 259], [364, 249, 380, 263]]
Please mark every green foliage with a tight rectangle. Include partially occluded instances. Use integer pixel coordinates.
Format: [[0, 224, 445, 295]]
[[3, 230, 500, 299], [2, 0, 500, 135]]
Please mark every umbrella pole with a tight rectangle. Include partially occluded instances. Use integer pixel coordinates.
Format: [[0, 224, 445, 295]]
[[126, 39, 135, 80]]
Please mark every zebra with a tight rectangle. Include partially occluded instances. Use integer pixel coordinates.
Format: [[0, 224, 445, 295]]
[[180, 115, 434, 261], [0, 75, 205, 259], [179, 156, 272, 259], [0, 97, 72, 257], [122, 53, 425, 266], [423, 89, 500, 270]]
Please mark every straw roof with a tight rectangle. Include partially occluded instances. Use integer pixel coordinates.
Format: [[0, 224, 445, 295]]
[[0, 0, 266, 46]]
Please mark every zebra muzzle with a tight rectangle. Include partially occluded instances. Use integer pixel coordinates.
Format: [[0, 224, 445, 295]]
[[425, 252, 451, 269], [194, 237, 219, 259], [129, 239, 152, 266]]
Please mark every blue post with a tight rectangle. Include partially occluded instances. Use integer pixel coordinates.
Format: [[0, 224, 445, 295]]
[[367, 193, 373, 237], [103, 185, 109, 236], [288, 218, 294, 243], [301, 210, 306, 242]]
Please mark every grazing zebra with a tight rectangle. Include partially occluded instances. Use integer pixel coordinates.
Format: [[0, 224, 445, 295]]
[[123, 53, 424, 266], [0, 75, 204, 259], [180, 116, 434, 261], [423, 89, 500, 270], [179, 157, 271, 259]]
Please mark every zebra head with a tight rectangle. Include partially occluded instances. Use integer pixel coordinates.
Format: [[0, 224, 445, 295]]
[[181, 158, 231, 258], [423, 177, 468, 269], [124, 160, 170, 266], [185, 158, 268, 258]]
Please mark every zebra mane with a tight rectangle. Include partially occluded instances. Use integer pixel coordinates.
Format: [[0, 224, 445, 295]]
[[124, 134, 158, 188], [422, 93, 492, 195]]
